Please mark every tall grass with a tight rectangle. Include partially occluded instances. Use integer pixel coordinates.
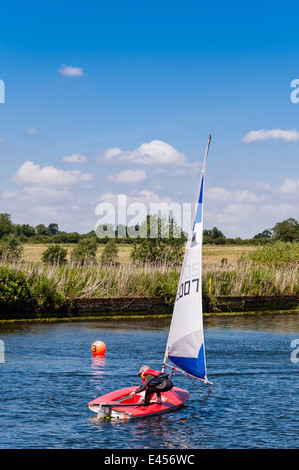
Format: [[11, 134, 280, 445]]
[[203, 261, 298, 296], [245, 241, 299, 267], [0, 241, 298, 310], [0, 259, 182, 306], [204, 242, 298, 296]]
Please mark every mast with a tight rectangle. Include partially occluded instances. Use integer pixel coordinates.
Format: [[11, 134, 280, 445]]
[[189, 134, 211, 238]]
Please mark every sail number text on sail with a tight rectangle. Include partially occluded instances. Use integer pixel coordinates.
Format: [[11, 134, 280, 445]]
[[176, 262, 201, 302]]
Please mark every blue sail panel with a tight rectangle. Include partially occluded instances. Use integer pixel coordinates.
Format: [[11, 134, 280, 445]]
[[169, 344, 206, 380], [193, 176, 204, 228], [198, 176, 204, 204]]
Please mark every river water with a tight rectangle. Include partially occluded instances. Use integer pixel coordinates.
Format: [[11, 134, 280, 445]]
[[0, 313, 298, 449]]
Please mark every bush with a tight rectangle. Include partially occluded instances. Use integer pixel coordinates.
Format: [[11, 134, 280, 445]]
[[130, 215, 186, 265], [0, 235, 23, 261], [0, 213, 14, 238], [28, 272, 64, 308], [0, 266, 30, 305], [42, 245, 67, 264], [71, 238, 98, 265], [101, 239, 119, 265]]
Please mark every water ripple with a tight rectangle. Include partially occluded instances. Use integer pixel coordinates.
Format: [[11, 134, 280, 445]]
[[0, 314, 298, 449]]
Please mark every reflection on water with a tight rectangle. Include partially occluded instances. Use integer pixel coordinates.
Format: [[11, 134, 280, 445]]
[[87, 406, 205, 450], [91, 355, 106, 372], [0, 312, 298, 449], [204, 312, 299, 334]]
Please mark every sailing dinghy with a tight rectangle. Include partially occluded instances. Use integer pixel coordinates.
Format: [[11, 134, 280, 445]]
[[88, 136, 213, 420]]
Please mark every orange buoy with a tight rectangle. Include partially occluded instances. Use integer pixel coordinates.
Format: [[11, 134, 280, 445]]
[[91, 340, 106, 356]]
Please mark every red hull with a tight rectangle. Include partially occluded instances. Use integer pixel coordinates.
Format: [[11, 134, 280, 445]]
[[88, 386, 190, 420]]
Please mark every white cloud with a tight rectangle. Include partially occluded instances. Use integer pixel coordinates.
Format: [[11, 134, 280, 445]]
[[61, 153, 87, 163], [58, 64, 84, 77], [224, 204, 255, 217], [100, 140, 198, 172], [206, 187, 232, 201], [2, 186, 73, 202], [28, 204, 74, 223], [277, 178, 299, 194], [234, 190, 267, 203], [13, 161, 92, 186], [259, 204, 295, 217], [243, 181, 271, 191], [242, 128, 299, 143], [206, 187, 268, 203], [99, 189, 172, 206], [103, 147, 123, 159], [22, 186, 73, 201], [203, 182, 291, 238], [2, 190, 17, 199], [27, 128, 38, 135], [108, 169, 147, 184], [138, 189, 168, 201], [0, 136, 5, 143], [136, 141, 187, 166]]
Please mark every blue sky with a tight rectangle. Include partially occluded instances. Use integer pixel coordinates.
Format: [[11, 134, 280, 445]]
[[0, 0, 299, 237]]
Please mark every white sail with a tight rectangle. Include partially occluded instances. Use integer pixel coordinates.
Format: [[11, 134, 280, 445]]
[[163, 136, 211, 381]]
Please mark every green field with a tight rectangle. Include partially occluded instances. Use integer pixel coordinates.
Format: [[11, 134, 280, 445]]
[[22, 243, 257, 265]]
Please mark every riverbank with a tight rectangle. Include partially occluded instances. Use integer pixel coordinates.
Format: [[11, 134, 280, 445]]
[[0, 242, 298, 320], [0, 295, 298, 322]]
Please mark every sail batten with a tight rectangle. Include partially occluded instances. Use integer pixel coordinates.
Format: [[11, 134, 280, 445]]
[[163, 136, 211, 381]]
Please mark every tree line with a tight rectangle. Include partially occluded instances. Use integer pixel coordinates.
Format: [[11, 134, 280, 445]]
[[203, 217, 299, 244], [1, 212, 298, 244], [0, 213, 298, 266]]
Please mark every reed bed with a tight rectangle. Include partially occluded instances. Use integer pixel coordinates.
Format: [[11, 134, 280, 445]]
[[203, 261, 298, 296], [0, 248, 298, 310]]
